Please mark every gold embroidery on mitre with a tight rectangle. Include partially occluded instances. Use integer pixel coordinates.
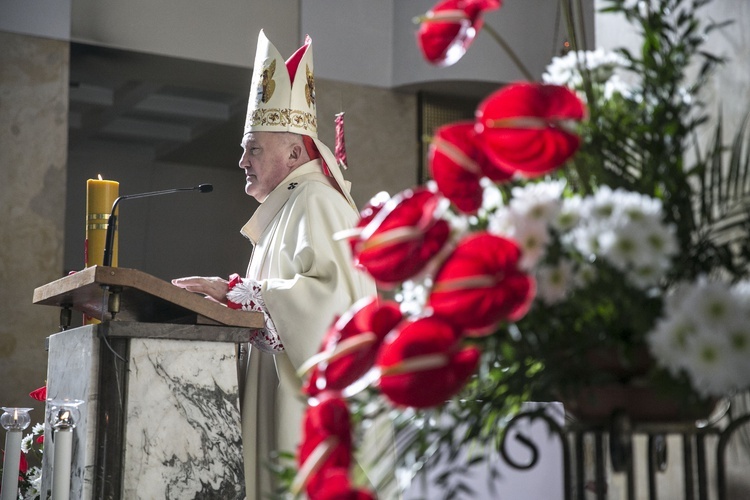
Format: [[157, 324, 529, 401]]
[[305, 64, 316, 108], [257, 59, 276, 104], [251, 108, 318, 132]]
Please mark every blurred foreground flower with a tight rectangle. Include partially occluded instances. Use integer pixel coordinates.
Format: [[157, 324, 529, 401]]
[[376, 315, 480, 408], [415, 0, 501, 66]]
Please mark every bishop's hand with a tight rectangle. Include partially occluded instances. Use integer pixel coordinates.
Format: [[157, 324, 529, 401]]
[[171, 276, 229, 304]]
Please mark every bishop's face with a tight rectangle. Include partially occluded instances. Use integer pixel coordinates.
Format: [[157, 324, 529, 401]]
[[239, 131, 293, 202]]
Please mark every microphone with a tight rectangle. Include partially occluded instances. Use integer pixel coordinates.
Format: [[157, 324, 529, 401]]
[[102, 184, 213, 267]]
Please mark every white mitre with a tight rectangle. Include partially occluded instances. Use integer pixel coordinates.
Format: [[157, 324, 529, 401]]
[[245, 30, 356, 210]]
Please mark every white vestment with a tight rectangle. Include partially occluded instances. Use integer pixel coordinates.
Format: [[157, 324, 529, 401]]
[[239, 160, 376, 499]]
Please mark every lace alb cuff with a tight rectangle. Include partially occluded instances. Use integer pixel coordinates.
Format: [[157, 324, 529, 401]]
[[227, 273, 285, 353]]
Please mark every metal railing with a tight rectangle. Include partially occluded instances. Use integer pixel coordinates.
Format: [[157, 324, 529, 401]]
[[498, 399, 750, 500]]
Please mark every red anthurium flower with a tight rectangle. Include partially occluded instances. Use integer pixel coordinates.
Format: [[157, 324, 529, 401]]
[[348, 187, 451, 287], [376, 315, 480, 408], [430, 122, 483, 214], [29, 385, 47, 401], [429, 121, 512, 214], [306, 467, 376, 500], [416, 0, 502, 67], [301, 296, 403, 398], [475, 82, 586, 177], [429, 232, 535, 334], [294, 396, 353, 497]]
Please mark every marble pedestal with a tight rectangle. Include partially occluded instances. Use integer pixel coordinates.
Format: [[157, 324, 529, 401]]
[[42, 322, 247, 499]]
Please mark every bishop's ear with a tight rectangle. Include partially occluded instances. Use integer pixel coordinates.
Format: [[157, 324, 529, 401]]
[[288, 143, 303, 162]]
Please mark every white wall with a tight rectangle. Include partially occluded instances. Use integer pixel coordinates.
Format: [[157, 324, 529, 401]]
[[302, 0, 587, 89], [392, 0, 582, 88], [301, 0, 395, 87], [70, 0, 300, 68]]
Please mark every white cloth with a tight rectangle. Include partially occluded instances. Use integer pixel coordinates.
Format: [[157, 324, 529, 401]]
[[239, 160, 376, 499]]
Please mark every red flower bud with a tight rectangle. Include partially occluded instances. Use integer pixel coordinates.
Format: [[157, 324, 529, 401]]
[[416, 0, 502, 67], [475, 82, 586, 177], [377, 315, 480, 408], [301, 297, 403, 398], [429, 232, 535, 334], [349, 187, 451, 287]]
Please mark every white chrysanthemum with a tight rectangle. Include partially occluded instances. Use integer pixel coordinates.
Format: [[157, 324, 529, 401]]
[[568, 223, 601, 259], [487, 206, 513, 237], [598, 220, 645, 269], [479, 177, 504, 215], [21, 433, 34, 453], [647, 314, 697, 377], [603, 74, 633, 99], [642, 218, 678, 256], [554, 195, 582, 232], [510, 219, 550, 270], [580, 185, 616, 220], [662, 281, 699, 316], [509, 180, 565, 225], [726, 323, 750, 383], [649, 279, 750, 397], [571, 187, 676, 287], [684, 328, 736, 397], [395, 278, 430, 317], [542, 49, 627, 89], [443, 210, 470, 240], [681, 281, 744, 332], [536, 259, 575, 305], [23, 466, 43, 499], [31, 422, 44, 435], [616, 191, 663, 221]]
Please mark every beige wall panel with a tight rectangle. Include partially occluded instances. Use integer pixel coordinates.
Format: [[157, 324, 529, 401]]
[[0, 31, 68, 414]]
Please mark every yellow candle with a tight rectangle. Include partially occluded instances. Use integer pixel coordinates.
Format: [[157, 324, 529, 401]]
[[86, 177, 119, 268]]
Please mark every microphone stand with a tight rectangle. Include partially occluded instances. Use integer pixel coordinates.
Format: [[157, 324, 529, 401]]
[[100, 183, 213, 320], [102, 184, 213, 268]]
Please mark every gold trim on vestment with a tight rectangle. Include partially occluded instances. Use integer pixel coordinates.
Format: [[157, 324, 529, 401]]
[[250, 108, 317, 132]]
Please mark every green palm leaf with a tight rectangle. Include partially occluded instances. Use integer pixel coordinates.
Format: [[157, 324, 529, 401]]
[[694, 112, 750, 279]]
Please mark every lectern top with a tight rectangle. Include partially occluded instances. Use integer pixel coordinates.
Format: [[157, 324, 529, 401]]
[[33, 266, 264, 329]]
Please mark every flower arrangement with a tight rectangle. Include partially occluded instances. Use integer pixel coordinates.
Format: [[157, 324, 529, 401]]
[[1, 386, 45, 500], [284, 0, 750, 497]]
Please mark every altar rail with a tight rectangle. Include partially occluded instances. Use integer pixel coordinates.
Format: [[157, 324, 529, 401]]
[[500, 401, 750, 500]]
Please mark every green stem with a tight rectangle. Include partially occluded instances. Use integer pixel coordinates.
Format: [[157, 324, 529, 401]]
[[482, 23, 535, 81], [560, 0, 579, 53]]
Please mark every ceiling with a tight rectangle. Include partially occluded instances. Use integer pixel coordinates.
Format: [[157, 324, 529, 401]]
[[68, 42, 253, 169]]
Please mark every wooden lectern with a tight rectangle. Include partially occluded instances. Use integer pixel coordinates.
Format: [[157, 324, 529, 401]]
[[33, 266, 263, 499]]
